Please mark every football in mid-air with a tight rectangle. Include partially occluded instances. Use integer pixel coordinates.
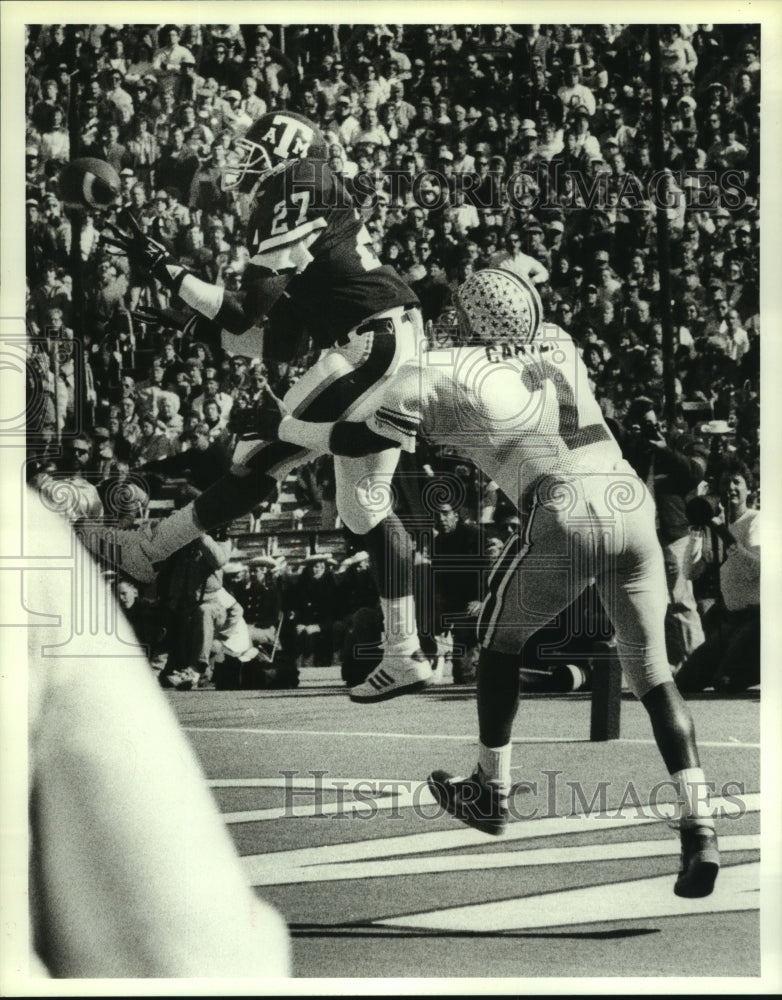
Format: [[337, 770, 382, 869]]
[[59, 157, 121, 210]]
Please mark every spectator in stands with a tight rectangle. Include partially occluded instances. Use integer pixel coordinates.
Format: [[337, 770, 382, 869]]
[[87, 257, 129, 335], [153, 25, 195, 73], [336, 549, 378, 614], [234, 555, 296, 658], [156, 529, 233, 689], [431, 503, 490, 683], [116, 576, 166, 671], [91, 425, 116, 478], [620, 398, 708, 668], [676, 461, 759, 693], [558, 65, 596, 117], [201, 399, 228, 442], [707, 304, 750, 363], [31, 77, 63, 133], [39, 106, 70, 165], [33, 433, 104, 521], [192, 369, 233, 420], [130, 412, 174, 466], [660, 24, 698, 79], [140, 421, 231, 493], [569, 107, 601, 161], [412, 257, 451, 323], [291, 554, 339, 667]]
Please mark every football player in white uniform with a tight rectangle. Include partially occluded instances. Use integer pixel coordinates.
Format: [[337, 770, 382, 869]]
[[261, 267, 720, 897], [85, 112, 433, 698]]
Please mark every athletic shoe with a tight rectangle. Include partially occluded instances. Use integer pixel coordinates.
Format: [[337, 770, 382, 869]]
[[674, 825, 720, 898], [77, 522, 159, 583], [163, 667, 202, 691], [349, 650, 432, 702], [427, 765, 509, 836]]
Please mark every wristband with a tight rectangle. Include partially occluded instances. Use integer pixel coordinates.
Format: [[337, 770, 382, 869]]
[[177, 273, 225, 319]]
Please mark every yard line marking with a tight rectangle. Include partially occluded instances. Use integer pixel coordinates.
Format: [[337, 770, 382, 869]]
[[220, 779, 432, 824], [208, 777, 413, 788], [235, 792, 759, 874], [375, 861, 759, 931], [210, 776, 757, 823], [185, 727, 760, 749], [186, 726, 580, 742], [241, 834, 760, 887], [613, 737, 761, 749]]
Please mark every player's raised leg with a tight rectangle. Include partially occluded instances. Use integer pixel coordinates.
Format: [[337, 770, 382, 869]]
[[76, 442, 298, 582], [78, 343, 379, 583]]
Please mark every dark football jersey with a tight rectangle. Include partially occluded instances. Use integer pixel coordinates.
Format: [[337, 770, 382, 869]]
[[243, 158, 418, 350]]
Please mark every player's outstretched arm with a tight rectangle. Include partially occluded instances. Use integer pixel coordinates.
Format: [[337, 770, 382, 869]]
[[103, 218, 292, 335], [259, 396, 398, 457]]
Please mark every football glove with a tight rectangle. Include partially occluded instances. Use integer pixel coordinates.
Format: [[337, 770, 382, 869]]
[[103, 214, 190, 292]]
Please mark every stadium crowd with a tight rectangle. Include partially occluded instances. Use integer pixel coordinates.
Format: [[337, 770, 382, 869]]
[[24, 23, 760, 691]]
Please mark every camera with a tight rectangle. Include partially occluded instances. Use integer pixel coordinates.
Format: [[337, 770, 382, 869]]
[[686, 494, 721, 527]]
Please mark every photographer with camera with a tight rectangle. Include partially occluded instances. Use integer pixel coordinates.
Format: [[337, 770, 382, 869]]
[[621, 397, 708, 668], [675, 460, 760, 693]]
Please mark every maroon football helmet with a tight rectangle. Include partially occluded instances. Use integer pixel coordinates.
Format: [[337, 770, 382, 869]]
[[220, 111, 328, 193]]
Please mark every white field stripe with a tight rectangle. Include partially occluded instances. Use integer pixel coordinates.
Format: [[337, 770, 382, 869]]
[[184, 727, 760, 749], [613, 737, 761, 749], [242, 834, 760, 887], [224, 783, 759, 825], [376, 861, 760, 931], [221, 779, 432, 824], [186, 727, 582, 742], [208, 777, 413, 788], [237, 792, 760, 876]]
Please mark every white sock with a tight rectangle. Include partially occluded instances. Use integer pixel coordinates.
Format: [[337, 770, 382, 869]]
[[478, 742, 512, 791], [672, 767, 715, 830], [152, 502, 204, 561], [379, 595, 418, 656]]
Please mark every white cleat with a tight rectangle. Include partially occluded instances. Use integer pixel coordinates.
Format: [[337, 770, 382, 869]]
[[76, 521, 160, 583], [349, 650, 432, 703]]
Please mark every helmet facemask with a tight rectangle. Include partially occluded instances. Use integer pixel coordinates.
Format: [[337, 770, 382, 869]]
[[428, 306, 461, 346], [220, 137, 275, 194]]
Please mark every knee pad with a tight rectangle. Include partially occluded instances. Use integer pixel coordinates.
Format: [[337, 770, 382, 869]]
[[336, 476, 394, 535]]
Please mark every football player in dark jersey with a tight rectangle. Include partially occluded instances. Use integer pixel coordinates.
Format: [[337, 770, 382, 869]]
[[88, 112, 431, 700]]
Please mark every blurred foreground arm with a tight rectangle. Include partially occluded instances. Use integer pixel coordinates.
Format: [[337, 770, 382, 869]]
[[27, 495, 290, 978]]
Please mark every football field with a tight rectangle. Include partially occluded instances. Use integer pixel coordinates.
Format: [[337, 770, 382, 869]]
[[171, 673, 761, 985]]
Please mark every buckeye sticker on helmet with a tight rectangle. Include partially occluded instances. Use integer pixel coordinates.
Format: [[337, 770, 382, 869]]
[[455, 268, 543, 347]]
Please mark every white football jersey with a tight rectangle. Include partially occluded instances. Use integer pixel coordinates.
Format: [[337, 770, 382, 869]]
[[369, 323, 624, 503]]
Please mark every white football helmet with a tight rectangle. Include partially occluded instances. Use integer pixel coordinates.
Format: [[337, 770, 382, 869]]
[[454, 267, 544, 346]]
